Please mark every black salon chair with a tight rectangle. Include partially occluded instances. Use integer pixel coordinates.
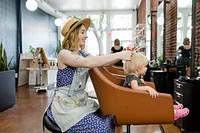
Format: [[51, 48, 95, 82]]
[[42, 82, 61, 133], [43, 112, 62, 133]]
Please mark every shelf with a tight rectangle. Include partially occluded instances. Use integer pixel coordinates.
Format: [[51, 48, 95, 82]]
[[18, 53, 33, 86], [133, 23, 146, 45]]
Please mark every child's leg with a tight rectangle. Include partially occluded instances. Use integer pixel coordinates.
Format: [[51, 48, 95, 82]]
[[174, 103, 183, 110], [174, 108, 189, 120]]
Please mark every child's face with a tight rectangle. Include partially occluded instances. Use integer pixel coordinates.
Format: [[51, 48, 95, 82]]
[[138, 65, 148, 76]]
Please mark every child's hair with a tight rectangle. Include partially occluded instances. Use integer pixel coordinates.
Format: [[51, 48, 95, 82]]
[[123, 52, 148, 74]]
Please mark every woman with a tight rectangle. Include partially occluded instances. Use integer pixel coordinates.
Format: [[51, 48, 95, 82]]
[[177, 37, 191, 67], [111, 38, 124, 66], [46, 17, 135, 133]]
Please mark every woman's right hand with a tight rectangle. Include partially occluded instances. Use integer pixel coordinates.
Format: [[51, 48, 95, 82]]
[[119, 50, 133, 61], [120, 45, 140, 60], [125, 45, 138, 51]]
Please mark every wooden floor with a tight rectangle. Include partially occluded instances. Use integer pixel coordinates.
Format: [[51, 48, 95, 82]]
[[0, 84, 196, 133]]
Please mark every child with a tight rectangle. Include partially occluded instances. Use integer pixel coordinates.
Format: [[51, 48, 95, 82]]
[[123, 52, 189, 120]]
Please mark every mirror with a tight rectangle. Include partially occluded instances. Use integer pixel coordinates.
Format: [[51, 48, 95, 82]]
[[156, 0, 165, 65], [177, 0, 192, 49], [176, 0, 192, 75]]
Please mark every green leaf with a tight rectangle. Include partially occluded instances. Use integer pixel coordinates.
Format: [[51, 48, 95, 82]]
[[0, 42, 13, 71]]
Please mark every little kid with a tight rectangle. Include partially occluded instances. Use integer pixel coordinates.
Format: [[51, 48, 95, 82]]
[[123, 52, 189, 120]]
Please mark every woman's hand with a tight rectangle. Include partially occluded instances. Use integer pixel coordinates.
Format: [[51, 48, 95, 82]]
[[121, 45, 140, 60], [147, 86, 159, 98], [125, 45, 140, 52], [119, 51, 133, 61]]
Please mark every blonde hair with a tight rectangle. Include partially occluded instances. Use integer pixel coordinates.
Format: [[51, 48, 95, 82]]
[[123, 52, 148, 74], [62, 24, 82, 51]]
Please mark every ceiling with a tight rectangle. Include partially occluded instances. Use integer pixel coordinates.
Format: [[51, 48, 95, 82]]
[[37, 0, 142, 18]]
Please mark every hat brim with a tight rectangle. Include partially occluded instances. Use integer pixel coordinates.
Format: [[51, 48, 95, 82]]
[[62, 18, 91, 47]]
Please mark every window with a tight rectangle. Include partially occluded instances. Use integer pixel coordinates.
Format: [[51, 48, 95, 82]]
[[61, 12, 135, 56], [110, 14, 132, 29], [110, 14, 133, 49], [177, 13, 182, 28], [87, 14, 107, 31], [111, 30, 133, 47]]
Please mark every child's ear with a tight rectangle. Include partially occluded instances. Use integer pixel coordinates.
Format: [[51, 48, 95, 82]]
[[136, 66, 141, 71]]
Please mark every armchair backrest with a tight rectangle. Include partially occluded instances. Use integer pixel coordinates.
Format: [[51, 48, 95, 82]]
[[100, 66, 156, 90], [104, 65, 126, 76], [98, 66, 124, 86], [89, 67, 118, 115]]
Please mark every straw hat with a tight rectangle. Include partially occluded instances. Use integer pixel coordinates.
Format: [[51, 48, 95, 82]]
[[61, 18, 91, 46]]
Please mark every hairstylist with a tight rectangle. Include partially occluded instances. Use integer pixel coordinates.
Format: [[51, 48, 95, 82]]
[[46, 17, 135, 133]]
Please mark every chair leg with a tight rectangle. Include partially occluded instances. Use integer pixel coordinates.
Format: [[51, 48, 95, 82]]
[[159, 124, 165, 133], [127, 125, 130, 133]]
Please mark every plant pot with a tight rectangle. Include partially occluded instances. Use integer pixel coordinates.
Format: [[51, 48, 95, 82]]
[[0, 70, 16, 112]]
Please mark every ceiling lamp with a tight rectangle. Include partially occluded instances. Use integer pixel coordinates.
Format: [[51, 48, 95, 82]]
[[26, 0, 38, 11], [54, 0, 62, 26], [54, 18, 62, 26]]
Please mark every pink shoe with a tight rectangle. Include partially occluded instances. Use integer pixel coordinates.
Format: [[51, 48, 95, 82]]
[[174, 104, 183, 110], [174, 108, 189, 120]]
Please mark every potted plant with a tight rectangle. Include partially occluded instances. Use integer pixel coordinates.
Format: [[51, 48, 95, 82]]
[[0, 42, 16, 112], [157, 54, 164, 66]]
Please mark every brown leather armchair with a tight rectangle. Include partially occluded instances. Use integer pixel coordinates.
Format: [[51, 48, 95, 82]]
[[89, 67, 174, 126]]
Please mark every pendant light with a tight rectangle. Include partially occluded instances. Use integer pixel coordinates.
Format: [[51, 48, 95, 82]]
[[26, 0, 38, 11], [54, 0, 62, 26], [54, 18, 62, 26]]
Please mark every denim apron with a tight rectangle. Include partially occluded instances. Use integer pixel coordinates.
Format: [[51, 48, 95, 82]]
[[51, 67, 99, 132]]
